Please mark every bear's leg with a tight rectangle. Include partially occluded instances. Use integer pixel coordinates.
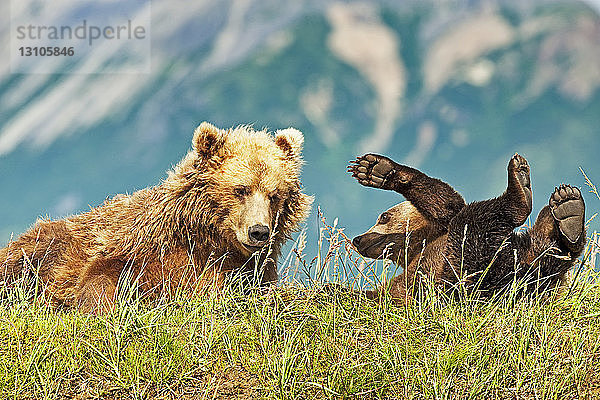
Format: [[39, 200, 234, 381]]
[[443, 154, 533, 289], [1, 220, 72, 284], [77, 258, 123, 313], [515, 185, 586, 291], [349, 154, 466, 231], [505, 153, 533, 225]]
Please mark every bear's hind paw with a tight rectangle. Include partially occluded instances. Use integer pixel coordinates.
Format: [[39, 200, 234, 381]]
[[550, 184, 585, 244], [507, 153, 532, 225]]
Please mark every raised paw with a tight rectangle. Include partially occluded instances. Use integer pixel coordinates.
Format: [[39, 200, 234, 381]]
[[348, 154, 399, 190], [550, 184, 585, 244], [507, 153, 533, 223]]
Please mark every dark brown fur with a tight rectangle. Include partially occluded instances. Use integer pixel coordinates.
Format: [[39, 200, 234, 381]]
[[350, 153, 586, 303]]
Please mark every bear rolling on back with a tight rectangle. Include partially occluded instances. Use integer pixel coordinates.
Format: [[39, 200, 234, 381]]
[[349, 153, 586, 302], [0, 122, 313, 312]]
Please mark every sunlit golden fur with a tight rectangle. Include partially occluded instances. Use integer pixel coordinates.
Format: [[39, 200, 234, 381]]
[[0, 122, 313, 312]]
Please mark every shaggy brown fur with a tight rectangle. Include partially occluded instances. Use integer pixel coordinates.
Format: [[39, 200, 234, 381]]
[[0, 122, 313, 312], [350, 153, 586, 302]]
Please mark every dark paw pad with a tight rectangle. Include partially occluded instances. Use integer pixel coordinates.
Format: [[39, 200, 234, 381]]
[[508, 153, 532, 212], [348, 154, 397, 189], [550, 184, 585, 244], [506, 153, 533, 226], [509, 154, 531, 189]]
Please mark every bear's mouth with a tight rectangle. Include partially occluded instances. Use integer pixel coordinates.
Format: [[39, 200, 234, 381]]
[[354, 233, 404, 259], [361, 238, 394, 258], [243, 243, 264, 253], [356, 234, 389, 255]]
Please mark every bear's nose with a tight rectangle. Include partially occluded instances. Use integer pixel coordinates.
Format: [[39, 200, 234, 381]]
[[248, 224, 270, 244], [352, 236, 361, 248]]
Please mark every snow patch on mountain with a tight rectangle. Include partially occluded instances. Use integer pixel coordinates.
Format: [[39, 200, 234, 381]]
[[326, 2, 406, 153]]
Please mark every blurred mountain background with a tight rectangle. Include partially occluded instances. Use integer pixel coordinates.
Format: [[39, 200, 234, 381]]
[[1, 0, 599, 256]]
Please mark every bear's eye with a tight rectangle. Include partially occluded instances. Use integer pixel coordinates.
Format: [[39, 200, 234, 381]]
[[269, 190, 281, 203], [233, 185, 251, 198], [378, 212, 390, 225]]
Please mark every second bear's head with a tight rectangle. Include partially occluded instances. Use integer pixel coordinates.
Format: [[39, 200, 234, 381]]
[[168, 122, 313, 256]]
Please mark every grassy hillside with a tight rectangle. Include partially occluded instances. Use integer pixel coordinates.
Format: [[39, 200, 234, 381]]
[[1, 210, 600, 399]]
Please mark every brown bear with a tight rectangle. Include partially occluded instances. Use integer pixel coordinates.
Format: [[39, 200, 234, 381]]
[[0, 122, 313, 312], [349, 153, 586, 302]]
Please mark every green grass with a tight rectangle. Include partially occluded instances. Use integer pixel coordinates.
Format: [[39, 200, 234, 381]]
[[2, 194, 600, 399], [2, 229, 600, 399]]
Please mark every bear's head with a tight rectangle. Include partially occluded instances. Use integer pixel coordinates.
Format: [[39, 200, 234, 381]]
[[169, 122, 313, 257], [352, 201, 431, 263]]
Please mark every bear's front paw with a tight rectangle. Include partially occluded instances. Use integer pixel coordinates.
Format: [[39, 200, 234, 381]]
[[348, 154, 402, 190], [550, 184, 585, 244]]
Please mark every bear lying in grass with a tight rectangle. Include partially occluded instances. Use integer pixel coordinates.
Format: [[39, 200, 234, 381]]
[[349, 153, 586, 302], [0, 122, 312, 312]]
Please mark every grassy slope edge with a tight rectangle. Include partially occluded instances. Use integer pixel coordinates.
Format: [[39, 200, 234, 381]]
[[1, 196, 600, 399]]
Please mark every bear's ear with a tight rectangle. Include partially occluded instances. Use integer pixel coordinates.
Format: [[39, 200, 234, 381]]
[[275, 128, 304, 159], [193, 122, 226, 159]]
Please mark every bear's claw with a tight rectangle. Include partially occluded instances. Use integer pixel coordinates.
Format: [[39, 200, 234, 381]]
[[550, 184, 585, 244], [507, 153, 533, 224], [348, 154, 397, 190]]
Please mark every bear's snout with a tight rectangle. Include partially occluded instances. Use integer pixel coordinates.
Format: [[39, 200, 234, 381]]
[[353, 233, 380, 252], [352, 232, 390, 258], [248, 224, 270, 245], [353, 233, 378, 254]]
